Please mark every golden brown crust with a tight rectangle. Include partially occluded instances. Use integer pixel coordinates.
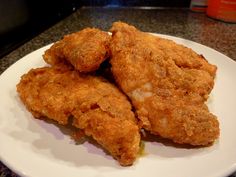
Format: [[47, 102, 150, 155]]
[[110, 22, 219, 146], [43, 41, 66, 66], [16, 66, 140, 166], [43, 28, 111, 72]]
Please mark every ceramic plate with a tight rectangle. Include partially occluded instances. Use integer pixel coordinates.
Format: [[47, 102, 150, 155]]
[[0, 34, 236, 177]]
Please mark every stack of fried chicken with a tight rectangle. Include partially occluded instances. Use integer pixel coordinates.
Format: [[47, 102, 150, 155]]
[[16, 22, 220, 166]]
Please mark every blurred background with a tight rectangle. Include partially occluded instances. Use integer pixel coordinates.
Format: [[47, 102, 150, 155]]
[[1, 0, 235, 58], [0, 0, 192, 58]]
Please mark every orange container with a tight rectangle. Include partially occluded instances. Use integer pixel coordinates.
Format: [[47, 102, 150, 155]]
[[207, 0, 236, 23]]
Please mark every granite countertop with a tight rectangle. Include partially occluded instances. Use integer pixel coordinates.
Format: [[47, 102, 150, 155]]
[[0, 7, 236, 177]]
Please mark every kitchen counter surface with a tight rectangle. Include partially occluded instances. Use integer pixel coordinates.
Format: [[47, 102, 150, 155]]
[[0, 7, 236, 177]]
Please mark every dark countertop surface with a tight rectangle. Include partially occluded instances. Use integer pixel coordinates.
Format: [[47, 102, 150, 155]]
[[0, 7, 236, 177]]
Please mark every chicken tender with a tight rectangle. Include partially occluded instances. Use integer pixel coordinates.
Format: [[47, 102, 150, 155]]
[[17, 66, 140, 166], [110, 22, 219, 146], [43, 28, 111, 72]]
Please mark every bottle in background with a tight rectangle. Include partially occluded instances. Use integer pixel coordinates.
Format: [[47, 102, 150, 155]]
[[190, 0, 208, 12], [207, 0, 236, 23]]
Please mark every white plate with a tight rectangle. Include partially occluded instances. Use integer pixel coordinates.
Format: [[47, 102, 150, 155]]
[[0, 34, 236, 177]]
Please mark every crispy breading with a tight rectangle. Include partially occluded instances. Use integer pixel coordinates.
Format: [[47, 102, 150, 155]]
[[43, 28, 111, 72], [16, 66, 140, 166], [110, 22, 219, 146]]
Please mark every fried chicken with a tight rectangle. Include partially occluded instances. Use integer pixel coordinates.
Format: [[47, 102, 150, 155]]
[[16, 66, 140, 166], [110, 22, 219, 146], [43, 28, 111, 72]]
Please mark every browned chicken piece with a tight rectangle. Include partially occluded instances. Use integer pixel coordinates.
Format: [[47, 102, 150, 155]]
[[110, 22, 219, 146], [16, 66, 140, 166], [43, 28, 111, 72]]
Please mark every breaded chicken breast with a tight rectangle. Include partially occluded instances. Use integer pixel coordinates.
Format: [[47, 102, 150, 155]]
[[110, 22, 219, 146], [17, 66, 140, 166], [43, 28, 111, 72]]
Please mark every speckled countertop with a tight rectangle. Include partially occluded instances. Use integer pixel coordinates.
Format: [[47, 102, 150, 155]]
[[0, 7, 236, 177]]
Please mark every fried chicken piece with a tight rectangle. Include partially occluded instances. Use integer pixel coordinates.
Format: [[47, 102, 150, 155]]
[[43, 28, 111, 72], [16, 66, 140, 166], [110, 22, 219, 146]]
